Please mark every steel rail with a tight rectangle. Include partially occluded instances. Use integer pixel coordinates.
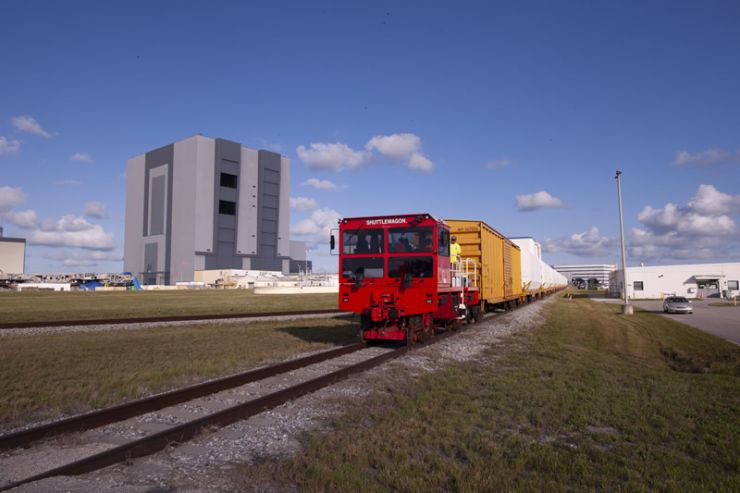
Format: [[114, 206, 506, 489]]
[[0, 331, 456, 492], [0, 309, 344, 330], [0, 343, 364, 451]]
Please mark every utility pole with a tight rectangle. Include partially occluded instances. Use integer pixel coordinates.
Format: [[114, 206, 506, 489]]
[[615, 170, 633, 315]]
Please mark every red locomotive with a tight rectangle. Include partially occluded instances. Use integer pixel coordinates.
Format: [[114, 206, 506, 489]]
[[333, 213, 481, 344]]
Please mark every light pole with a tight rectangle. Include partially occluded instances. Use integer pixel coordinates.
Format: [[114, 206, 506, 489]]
[[615, 170, 633, 315]]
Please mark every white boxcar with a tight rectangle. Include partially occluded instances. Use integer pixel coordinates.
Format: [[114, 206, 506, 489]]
[[511, 237, 543, 292], [511, 237, 567, 293]]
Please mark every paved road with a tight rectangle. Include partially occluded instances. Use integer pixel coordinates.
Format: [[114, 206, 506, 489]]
[[596, 298, 740, 345]]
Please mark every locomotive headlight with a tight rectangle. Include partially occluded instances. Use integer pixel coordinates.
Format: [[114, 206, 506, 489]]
[[426, 299, 432, 304]]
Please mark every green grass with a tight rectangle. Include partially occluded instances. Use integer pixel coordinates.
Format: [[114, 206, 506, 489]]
[[0, 290, 337, 324], [0, 317, 358, 430], [239, 297, 740, 492]]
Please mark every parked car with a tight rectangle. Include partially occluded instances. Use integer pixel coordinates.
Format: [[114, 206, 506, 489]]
[[663, 296, 693, 314]]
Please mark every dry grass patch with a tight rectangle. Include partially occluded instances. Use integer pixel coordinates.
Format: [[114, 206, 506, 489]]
[[238, 298, 740, 492], [0, 290, 337, 324], [0, 317, 358, 431]]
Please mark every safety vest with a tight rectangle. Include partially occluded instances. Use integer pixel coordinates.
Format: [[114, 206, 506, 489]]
[[450, 242, 461, 264]]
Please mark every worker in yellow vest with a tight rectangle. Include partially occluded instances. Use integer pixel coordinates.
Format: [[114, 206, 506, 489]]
[[450, 235, 461, 266]]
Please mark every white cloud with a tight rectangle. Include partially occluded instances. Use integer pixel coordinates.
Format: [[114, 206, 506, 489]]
[[70, 153, 93, 163], [296, 133, 433, 172], [542, 227, 617, 257], [516, 191, 564, 211], [485, 159, 512, 170], [629, 228, 727, 261], [0, 136, 21, 155], [675, 148, 740, 166], [365, 133, 420, 160], [11, 115, 51, 138], [365, 133, 434, 171], [408, 152, 433, 171], [687, 184, 740, 216], [629, 184, 740, 261], [0, 186, 117, 252], [28, 214, 115, 250], [290, 196, 318, 211], [290, 208, 341, 247], [637, 201, 736, 237], [0, 186, 26, 211], [296, 142, 368, 171], [302, 178, 338, 190], [84, 201, 106, 219], [1, 209, 38, 229]]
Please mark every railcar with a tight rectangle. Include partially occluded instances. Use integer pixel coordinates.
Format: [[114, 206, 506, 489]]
[[446, 219, 524, 311], [333, 213, 481, 344], [510, 237, 568, 299]]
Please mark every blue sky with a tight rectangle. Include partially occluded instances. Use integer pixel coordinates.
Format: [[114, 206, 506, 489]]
[[1, 0, 739, 274]]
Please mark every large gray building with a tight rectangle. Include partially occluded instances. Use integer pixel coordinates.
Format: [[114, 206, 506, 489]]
[[124, 135, 290, 284], [0, 227, 26, 275]]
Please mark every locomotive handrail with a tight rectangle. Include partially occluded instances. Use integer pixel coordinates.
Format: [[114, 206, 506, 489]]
[[451, 258, 479, 288]]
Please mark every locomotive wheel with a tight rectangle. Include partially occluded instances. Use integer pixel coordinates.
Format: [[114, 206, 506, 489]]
[[416, 327, 426, 343], [406, 325, 414, 346], [422, 314, 434, 340], [407, 316, 423, 346], [359, 315, 372, 345], [472, 305, 482, 323]]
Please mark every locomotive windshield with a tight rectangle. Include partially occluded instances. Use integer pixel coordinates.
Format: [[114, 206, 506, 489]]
[[342, 257, 384, 279], [340, 224, 436, 280], [389, 227, 433, 253], [388, 256, 434, 278], [343, 230, 384, 254]]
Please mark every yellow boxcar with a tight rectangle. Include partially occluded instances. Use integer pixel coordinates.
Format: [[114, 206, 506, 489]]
[[446, 219, 523, 310]]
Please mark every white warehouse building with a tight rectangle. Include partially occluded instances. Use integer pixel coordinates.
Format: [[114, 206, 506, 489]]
[[609, 262, 740, 300]]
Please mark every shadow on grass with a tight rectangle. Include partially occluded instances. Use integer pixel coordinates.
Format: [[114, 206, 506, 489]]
[[277, 317, 411, 349], [278, 316, 360, 346]]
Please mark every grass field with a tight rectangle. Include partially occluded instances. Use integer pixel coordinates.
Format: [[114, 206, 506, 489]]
[[0, 290, 337, 324], [0, 317, 358, 431], [241, 296, 740, 492]]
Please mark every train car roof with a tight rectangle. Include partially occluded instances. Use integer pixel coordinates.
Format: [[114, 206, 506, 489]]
[[444, 218, 517, 246]]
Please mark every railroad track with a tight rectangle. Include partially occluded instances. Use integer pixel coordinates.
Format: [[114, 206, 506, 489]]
[[0, 309, 343, 330], [0, 327, 460, 491]]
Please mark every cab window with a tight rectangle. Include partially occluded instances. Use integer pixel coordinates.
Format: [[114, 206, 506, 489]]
[[438, 229, 450, 256], [389, 227, 433, 253], [343, 230, 384, 254], [342, 257, 384, 278], [388, 256, 434, 278]]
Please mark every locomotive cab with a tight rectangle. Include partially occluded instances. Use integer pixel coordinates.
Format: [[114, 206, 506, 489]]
[[335, 213, 479, 344]]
